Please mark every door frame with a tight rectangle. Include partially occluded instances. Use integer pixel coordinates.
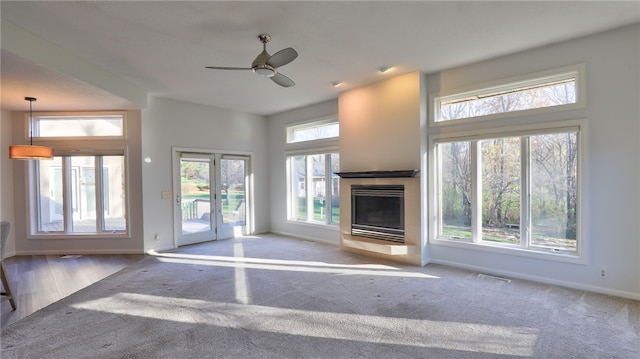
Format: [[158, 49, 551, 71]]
[[172, 147, 254, 248]]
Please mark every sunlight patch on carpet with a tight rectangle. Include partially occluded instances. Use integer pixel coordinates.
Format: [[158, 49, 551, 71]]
[[147, 252, 439, 279], [72, 292, 537, 356], [148, 250, 405, 270], [234, 242, 250, 304]]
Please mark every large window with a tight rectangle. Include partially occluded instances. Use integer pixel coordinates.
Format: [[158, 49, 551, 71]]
[[286, 117, 340, 226], [435, 130, 579, 253], [26, 112, 129, 238], [34, 153, 127, 236], [430, 66, 583, 258], [287, 153, 340, 225]]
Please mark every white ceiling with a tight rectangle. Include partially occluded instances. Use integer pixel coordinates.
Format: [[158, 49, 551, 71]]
[[2, 1, 639, 115]]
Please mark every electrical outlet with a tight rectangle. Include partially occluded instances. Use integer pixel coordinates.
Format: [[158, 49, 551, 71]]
[[600, 269, 606, 278]]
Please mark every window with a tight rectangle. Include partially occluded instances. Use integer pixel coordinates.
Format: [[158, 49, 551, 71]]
[[430, 65, 584, 258], [32, 112, 125, 138], [435, 129, 579, 254], [287, 153, 340, 225], [434, 66, 582, 123], [285, 116, 340, 226], [24, 111, 130, 238], [32, 152, 128, 236], [286, 118, 339, 143]]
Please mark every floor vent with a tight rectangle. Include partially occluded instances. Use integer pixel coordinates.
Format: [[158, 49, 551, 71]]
[[477, 273, 511, 283]]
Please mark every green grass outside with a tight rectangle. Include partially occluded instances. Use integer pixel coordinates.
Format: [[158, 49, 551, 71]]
[[297, 197, 340, 224]]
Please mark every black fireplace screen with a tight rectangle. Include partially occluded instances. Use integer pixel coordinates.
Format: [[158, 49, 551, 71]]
[[351, 185, 405, 242]]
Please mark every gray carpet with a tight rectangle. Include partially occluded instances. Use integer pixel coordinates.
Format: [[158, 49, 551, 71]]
[[1, 234, 638, 358]]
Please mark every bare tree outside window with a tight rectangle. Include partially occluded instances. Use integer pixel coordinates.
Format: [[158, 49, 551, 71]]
[[439, 78, 577, 122]]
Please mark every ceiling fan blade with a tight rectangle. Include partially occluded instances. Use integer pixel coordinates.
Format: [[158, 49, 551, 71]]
[[266, 48, 298, 68], [205, 66, 252, 70], [271, 73, 295, 87]]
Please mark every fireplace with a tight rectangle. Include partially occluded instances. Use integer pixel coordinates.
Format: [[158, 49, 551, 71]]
[[351, 185, 405, 243]]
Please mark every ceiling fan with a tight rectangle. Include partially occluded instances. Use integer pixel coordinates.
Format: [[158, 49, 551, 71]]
[[205, 34, 298, 87]]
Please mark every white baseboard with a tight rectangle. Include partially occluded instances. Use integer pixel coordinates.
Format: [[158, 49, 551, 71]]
[[11, 249, 144, 256], [429, 258, 640, 301]]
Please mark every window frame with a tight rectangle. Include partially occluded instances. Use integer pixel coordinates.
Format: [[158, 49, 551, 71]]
[[285, 150, 340, 227], [430, 64, 586, 127], [285, 116, 340, 228], [21, 109, 132, 240], [27, 148, 130, 239], [428, 120, 586, 263]]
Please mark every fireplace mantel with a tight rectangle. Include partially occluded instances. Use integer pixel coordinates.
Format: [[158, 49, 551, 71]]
[[335, 169, 419, 178]]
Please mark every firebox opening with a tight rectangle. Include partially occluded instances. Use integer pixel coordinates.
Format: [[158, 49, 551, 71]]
[[351, 185, 405, 243]]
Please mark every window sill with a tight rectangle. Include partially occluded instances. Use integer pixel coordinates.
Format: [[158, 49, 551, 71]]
[[29, 233, 130, 240], [430, 238, 586, 265], [286, 220, 340, 231]]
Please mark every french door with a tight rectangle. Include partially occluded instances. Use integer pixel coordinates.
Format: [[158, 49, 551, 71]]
[[174, 150, 250, 246]]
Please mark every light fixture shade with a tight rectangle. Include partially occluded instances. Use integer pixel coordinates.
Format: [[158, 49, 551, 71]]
[[253, 67, 276, 77], [9, 145, 53, 160]]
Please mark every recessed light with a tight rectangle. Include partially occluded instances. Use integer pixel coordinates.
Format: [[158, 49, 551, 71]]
[[377, 65, 392, 74], [331, 81, 342, 87]]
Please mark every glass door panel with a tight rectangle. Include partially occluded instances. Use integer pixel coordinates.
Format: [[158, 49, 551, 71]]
[[176, 153, 216, 246], [218, 155, 249, 239]]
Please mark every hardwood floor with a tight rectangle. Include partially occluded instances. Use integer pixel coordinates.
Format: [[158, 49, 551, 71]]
[[0, 253, 145, 329]]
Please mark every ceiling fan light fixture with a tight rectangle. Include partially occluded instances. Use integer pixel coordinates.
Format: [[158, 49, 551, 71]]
[[253, 66, 276, 77], [9, 97, 53, 161]]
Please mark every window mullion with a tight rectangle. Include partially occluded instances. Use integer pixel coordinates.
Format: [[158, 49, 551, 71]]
[[63, 157, 73, 233], [324, 154, 332, 224], [521, 138, 530, 249], [471, 140, 482, 243], [305, 156, 314, 222], [95, 157, 104, 232]]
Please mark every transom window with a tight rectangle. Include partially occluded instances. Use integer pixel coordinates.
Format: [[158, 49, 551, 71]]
[[286, 118, 339, 144], [435, 66, 582, 123], [32, 112, 125, 138]]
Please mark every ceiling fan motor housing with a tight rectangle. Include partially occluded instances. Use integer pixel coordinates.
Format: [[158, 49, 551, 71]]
[[252, 38, 277, 77]]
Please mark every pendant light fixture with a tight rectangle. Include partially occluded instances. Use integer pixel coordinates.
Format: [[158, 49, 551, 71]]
[[9, 97, 53, 160]]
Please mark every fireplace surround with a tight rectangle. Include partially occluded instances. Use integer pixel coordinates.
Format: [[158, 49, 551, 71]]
[[338, 170, 422, 265]]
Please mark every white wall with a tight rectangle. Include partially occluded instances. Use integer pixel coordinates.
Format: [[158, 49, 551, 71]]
[[267, 99, 340, 244], [425, 24, 640, 299], [0, 111, 16, 256], [339, 72, 422, 172], [141, 97, 269, 252]]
